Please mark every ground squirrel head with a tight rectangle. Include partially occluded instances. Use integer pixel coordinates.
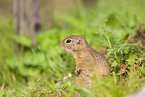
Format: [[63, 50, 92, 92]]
[[59, 35, 88, 53]]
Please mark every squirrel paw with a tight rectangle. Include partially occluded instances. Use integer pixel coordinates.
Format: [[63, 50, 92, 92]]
[[75, 66, 80, 75], [75, 67, 82, 75], [75, 69, 79, 74]]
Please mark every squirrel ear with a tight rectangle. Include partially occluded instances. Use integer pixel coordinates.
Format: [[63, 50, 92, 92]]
[[77, 40, 81, 45]]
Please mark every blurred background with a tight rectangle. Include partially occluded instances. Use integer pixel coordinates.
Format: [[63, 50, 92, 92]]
[[0, 0, 145, 96]]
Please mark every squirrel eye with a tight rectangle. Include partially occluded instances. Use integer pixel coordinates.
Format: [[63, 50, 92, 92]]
[[66, 39, 72, 43]]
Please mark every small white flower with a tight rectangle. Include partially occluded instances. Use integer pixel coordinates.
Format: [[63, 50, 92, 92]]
[[63, 76, 68, 80], [68, 73, 72, 77]]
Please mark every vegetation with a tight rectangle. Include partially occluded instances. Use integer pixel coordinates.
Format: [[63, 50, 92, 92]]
[[0, 0, 145, 96]]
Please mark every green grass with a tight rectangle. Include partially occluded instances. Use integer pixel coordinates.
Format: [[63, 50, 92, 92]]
[[0, 0, 145, 96]]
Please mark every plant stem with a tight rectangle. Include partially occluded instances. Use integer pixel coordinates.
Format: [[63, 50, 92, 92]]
[[107, 36, 112, 48]]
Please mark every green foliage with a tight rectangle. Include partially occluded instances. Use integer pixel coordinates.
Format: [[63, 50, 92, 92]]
[[13, 34, 32, 47], [0, 16, 15, 89], [0, 0, 145, 96], [106, 42, 145, 76], [6, 29, 75, 83], [65, 68, 145, 97]]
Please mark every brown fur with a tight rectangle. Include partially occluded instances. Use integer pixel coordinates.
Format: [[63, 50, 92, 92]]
[[59, 35, 110, 88]]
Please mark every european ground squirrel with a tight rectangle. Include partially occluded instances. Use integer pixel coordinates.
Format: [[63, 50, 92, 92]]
[[59, 35, 110, 87]]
